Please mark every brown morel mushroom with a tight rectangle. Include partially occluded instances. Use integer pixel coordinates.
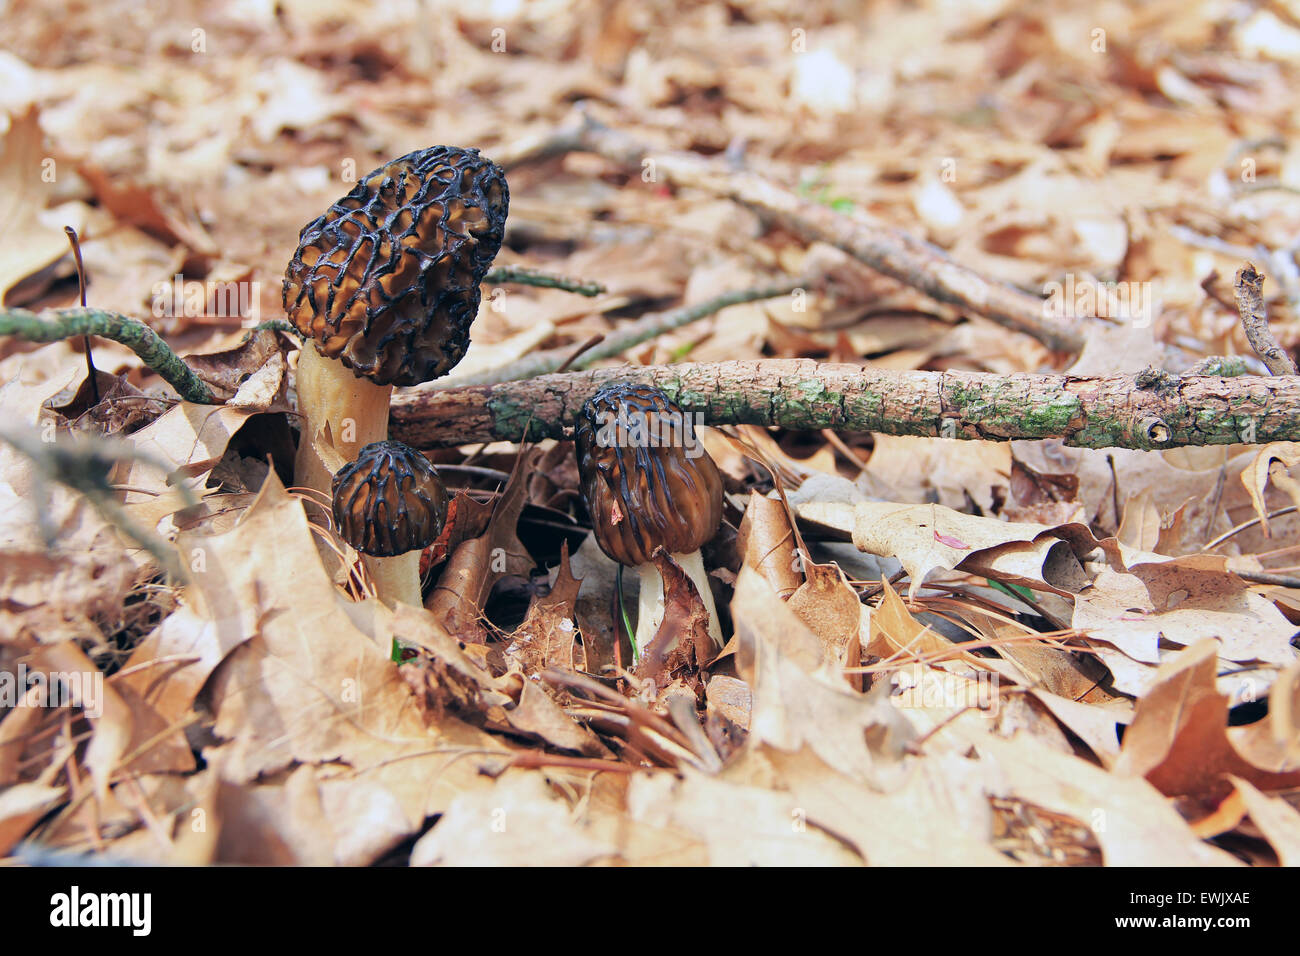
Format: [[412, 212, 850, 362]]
[[285, 145, 508, 495], [331, 440, 449, 607], [575, 381, 725, 655]]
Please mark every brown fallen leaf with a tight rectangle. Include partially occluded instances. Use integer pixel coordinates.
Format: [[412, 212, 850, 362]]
[[867, 575, 941, 659], [1230, 776, 1300, 866], [1074, 566, 1297, 668], [732, 567, 916, 784], [797, 499, 1091, 599], [788, 559, 864, 671], [0, 108, 69, 302], [971, 730, 1241, 866], [1241, 441, 1300, 537], [765, 745, 1012, 866], [426, 446, 537, 638], [1114, 640, 1300, 800], [412, 771, 617, 866], [192, 471, 504, 862], [735, 490, 801, 598], [633, 549, 715, 686]]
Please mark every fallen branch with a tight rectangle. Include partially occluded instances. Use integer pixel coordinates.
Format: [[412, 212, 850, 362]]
[[390, 359, 1300, 451], [0, 307, 215, 404], [499, 109, 1088, 354], [436, 277, 803, 387]]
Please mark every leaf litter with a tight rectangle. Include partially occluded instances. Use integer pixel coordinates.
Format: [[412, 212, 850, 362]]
[[1, 0, 1299, 868]]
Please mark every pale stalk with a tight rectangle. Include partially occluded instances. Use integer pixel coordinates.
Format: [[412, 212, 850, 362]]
[[293, 344, 393, 495], [362, 551, 424, 608], [634, 549, 723, 656], [296, 345, 420, 606]]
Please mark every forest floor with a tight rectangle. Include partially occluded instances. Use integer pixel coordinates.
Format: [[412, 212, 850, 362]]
[[2, 0, 1300, 866]]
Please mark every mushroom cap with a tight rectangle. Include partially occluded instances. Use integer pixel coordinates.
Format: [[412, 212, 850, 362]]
[[575, 382, 723, 567], [284, 146, 509, 387], [331, 441, 449, 557]]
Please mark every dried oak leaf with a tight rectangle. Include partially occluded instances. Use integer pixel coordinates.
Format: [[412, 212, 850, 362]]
[[1114, 639, 1300, 801]]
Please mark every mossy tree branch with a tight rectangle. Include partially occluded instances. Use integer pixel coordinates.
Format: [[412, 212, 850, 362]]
[[390, 359, 1300, 451]]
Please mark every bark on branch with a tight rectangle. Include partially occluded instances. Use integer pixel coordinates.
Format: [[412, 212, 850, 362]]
[[390, 360, 1297, 451]]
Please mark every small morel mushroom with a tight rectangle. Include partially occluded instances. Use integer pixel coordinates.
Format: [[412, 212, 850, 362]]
[[332, 440, 449, 607], [575, 381, 725, 655], [285, 145, 509, 495]]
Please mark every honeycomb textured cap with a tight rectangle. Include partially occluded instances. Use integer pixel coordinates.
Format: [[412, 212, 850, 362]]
[[575, 381, 724, 567], [284, 145, 509, 387], [331, 441, 449, 557]]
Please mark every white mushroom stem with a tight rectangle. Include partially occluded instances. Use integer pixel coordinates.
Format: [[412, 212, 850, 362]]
[[362, 550, 424, 608], [634, 549, 723, 657], [294, 343, 392, 496]]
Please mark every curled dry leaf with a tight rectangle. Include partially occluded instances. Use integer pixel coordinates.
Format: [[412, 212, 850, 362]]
[[1241, 441, 1300, 537], [1114, 640, 1300, 801], [797, 499, 1091, 599], [182, 328, 290, 406], [1229, 776, 1300, 867], [425, 447, 536, 641], [633, 549, 716, 686], [866, 575, 956, 661], [0, 107, 70, 301], [732, 567, 916, 785], [735, 490, 801, 598], [1074, 565, 1297, 700]]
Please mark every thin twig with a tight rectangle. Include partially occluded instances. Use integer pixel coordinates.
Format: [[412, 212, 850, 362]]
[[432, 278, 803, 387], [484, 264, 605, 296], [1200, 506, 1299, 552], [1234, 263, 1297, 375], [0, 307, 215, 403], [499, 108, 1087, 353]]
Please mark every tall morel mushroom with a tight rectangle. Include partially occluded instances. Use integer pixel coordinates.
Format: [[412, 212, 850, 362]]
[[332, 440, 449, 607], [285, 145, 509, 495], [575, 381, 725, 655]]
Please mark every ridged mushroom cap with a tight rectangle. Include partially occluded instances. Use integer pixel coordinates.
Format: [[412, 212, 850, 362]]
[[284, 145, 509, 387], [575, 382, 723, 567], [331, 441, 449, 557]]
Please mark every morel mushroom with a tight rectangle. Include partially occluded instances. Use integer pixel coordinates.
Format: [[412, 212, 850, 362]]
[[285, 145, 509, 494], [575, 382, 725, 655], [332, 440, 449, 607]]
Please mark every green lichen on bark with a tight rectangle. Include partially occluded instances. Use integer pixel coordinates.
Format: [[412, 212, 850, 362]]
[[1017, 392, 1082, 436]]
